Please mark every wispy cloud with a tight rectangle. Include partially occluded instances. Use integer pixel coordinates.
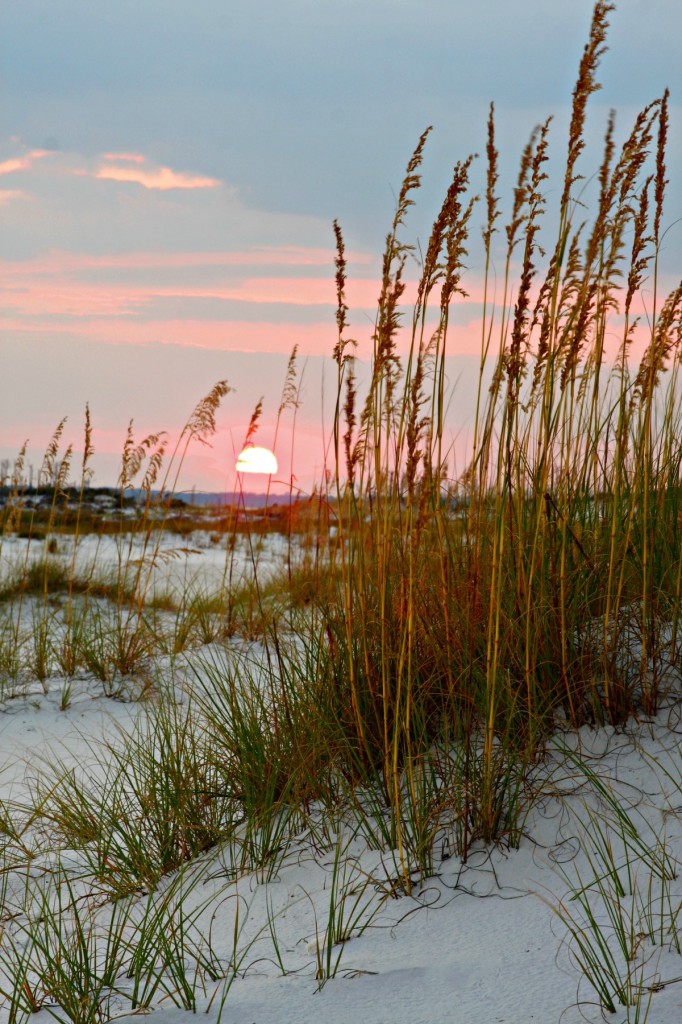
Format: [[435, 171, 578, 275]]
[[94, 153, 220, 190], [0, 143, 336, 264], [0, 247, 371, 273], [0, 157, 31, 175], [0, 189, 26, 206], [101, 152, 145, 164], [0, 146, 218, 191], [0, 264, 481, 321], [0, 315, 340, 356], [0, 252, 385, 317], [0, 150, 49, 176]]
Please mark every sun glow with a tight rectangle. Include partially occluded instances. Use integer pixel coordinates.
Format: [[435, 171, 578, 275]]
[[235, 445, 278, 475]]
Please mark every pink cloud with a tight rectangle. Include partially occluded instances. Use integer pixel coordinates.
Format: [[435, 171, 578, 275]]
[[0, 247, 372, 274], [0, 273, 339, 316], [0, 284, 143, 318], [0, 309, 490, 360], [0, 315, 341, 356], [0, 157, 31, 175], [242, 276, 486, 309], [94, 160, 220, 191], [0, 150, 50, 176], [2, 241, 668, 372], [0, 255, 398, 316], [0, 147, 218, 193], [101, 152, 145, 164]]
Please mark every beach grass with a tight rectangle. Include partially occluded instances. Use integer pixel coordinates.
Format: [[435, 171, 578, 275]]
[[1, 2, 681, 1019]]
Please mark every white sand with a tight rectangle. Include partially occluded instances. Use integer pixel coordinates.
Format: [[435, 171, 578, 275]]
[[2, 669, 682, 1023], [2, 533, 682, 1022], [0, 530, 295, 596]]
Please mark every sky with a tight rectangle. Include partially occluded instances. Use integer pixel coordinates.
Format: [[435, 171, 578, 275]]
[[1, 0, 680, 494]]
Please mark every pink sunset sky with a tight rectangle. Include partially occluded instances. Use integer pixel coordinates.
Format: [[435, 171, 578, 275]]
[[1, 0, 680, 493]]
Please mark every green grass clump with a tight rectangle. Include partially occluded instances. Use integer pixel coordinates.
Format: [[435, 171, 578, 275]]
[[31, 693, 233, 898]]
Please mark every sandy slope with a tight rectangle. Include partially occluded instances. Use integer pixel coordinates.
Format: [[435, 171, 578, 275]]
[[2, 662, 682, 1024], [2, 531, 682, 1022]]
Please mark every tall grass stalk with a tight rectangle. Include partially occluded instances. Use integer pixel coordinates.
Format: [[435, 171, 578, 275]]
[[1, 1, 680, 978], [322, 0, 681, 884]]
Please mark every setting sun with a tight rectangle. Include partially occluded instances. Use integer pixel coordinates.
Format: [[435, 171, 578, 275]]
[[235, 445, 278, 475]]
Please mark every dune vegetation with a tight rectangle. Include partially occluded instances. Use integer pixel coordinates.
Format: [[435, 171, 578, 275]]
[[2, 2, 682, 1020]]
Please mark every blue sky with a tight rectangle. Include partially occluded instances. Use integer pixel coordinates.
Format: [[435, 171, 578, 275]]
[[1, 0, 680, 491]]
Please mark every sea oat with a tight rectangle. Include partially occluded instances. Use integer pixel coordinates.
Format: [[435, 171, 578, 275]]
[[631, 282, 682, 406], [81, 403, 94, 484], [54, 444, 73, 496], [141, 438, 168, 493], [3, 441, 28, 536], [120, 422, 166, 489], [343, 362, 357, 488], [654, 88, 669, 248], [244, 397, 264, 448], [625, 176, 653, 318], [560, 1, 615, 213], [440, 157, 477, 314], [483, 102, 500, 257], [279, 345, 301, 416], [183, 379, 233, 445], [332, 220, 350, 354], [37, 418, 67, 488], [560, 102, 658, 389], [506, 120, 551, 404]]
